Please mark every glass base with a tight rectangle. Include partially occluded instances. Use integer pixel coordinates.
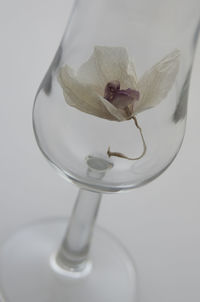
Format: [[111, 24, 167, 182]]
[[0, 218, 137, 302]]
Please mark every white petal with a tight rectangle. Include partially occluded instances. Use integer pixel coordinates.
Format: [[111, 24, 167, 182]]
[[134, 49, 181, 114], [58, 65, 119, 121], [77, 46, 137, 90], [99, 96, 128, 121]]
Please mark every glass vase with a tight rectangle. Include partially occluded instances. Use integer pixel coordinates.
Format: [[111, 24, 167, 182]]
[[0, 0, 199, 301]]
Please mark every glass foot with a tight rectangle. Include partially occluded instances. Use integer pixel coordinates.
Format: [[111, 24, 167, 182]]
[[0, 218, 137, 302]]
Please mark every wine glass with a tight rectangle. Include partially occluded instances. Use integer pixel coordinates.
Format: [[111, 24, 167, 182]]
[[0, 0, 200, 301]]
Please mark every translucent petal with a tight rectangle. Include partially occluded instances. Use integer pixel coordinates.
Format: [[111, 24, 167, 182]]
[[99, 96, 128, 121], [77, 46, 137, 90], [58, 65, 119, 121], [134, 49, 181, 114]]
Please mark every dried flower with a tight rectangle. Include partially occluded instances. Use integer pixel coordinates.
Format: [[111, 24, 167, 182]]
[[58, 46, 180, 160]]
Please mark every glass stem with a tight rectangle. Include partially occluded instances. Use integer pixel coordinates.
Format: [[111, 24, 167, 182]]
[[56, 188, 102, 272]]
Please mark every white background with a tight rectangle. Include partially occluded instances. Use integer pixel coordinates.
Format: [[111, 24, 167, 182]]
[[0, 0, 200, 301]]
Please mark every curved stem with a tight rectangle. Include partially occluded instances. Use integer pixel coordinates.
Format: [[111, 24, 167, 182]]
[[107, 115, 147, 160]]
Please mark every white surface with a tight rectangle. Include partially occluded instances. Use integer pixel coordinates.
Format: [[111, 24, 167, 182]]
[[0, 1, 200, 301], [0, 219, 137, 302]]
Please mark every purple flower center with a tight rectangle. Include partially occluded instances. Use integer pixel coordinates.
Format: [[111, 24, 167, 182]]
[[104, 80, 140, 110]]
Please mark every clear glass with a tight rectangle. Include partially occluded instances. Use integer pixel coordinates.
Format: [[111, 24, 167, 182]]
[[33, 0, 200, 193], [0, 0, 200, 301]]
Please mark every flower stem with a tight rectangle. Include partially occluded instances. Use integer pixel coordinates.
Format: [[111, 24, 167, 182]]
[[107, 115, 147, 160]]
